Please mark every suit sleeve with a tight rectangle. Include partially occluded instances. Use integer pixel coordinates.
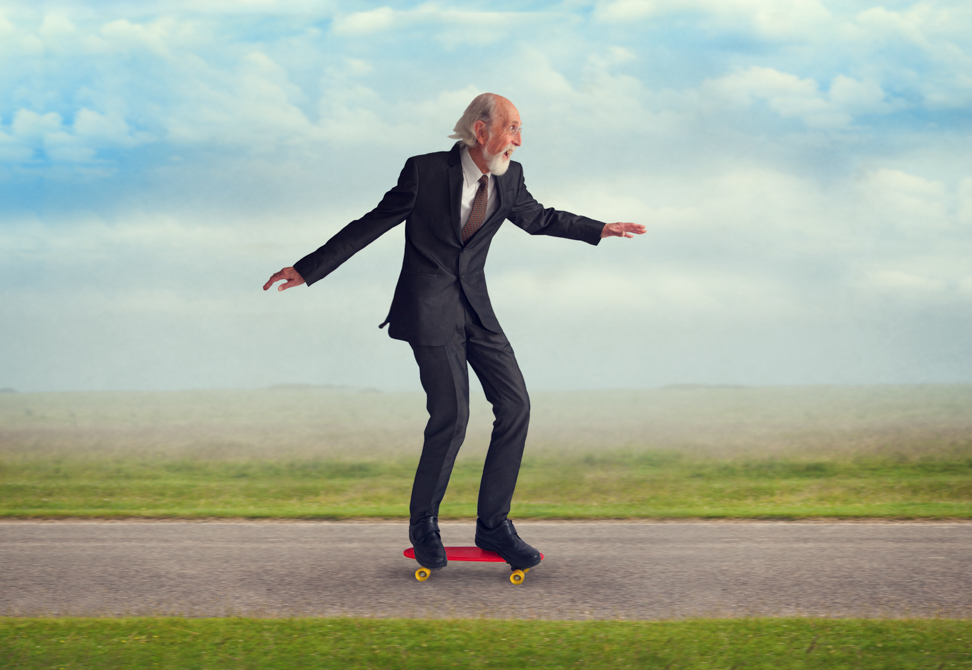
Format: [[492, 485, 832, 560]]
[[505, 166, 603, 246], [293, 158, 419, 286]]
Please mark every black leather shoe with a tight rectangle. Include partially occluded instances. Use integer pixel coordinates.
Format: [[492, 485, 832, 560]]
[[475, 519, 542, 569], [409, 516, 447, 570]]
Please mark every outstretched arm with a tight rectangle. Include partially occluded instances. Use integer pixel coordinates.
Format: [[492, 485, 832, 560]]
[[263, 267, 305, 292], [507, 166, 645, 245], [263, 158, 419, 292], [600, 222, 646, 239]]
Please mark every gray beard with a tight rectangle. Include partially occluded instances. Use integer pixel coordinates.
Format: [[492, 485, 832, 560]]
[[484, 145, 514, 176]]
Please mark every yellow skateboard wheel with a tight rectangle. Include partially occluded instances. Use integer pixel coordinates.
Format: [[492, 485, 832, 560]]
[[415, 568, 431, 582], [510, 569, 525, 584]]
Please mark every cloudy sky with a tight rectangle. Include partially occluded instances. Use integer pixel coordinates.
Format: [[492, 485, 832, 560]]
[[2, 0, 971, 393]]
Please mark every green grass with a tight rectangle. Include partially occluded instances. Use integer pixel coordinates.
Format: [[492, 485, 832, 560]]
[[2, 452, 971, 519], [2, 617, 971, 669], [2, 386, 971, 519]]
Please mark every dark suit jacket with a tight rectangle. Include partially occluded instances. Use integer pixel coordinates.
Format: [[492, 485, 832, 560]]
[[293, 143, 605, 346]]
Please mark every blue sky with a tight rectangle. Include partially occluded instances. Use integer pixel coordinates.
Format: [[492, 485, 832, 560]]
[[2, 0, 971, 392]]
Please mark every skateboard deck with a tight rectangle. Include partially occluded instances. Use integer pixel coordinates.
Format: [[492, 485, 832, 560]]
[[404, 546, 544, 584]]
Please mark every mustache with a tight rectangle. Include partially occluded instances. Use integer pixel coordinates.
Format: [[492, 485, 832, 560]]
[[487, 144, 515, 161]]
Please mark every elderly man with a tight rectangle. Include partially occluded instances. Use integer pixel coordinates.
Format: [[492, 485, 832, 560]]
[[264, 93, 644, 573]]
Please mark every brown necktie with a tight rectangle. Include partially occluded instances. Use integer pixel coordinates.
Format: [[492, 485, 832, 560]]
[[461, 175, 488, 244]]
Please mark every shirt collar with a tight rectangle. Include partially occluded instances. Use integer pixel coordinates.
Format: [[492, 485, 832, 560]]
[[460, 145, 490, 189]]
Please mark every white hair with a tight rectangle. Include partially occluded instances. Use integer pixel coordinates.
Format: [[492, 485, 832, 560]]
[[448, 93, 498, 147]]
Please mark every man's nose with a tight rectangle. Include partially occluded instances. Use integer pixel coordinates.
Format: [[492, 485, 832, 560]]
[[512, 131, 522, 147]]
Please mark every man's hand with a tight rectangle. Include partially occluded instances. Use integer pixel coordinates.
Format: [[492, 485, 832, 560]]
[[601, 222, 647, 239], [263, 267, 306, 292]]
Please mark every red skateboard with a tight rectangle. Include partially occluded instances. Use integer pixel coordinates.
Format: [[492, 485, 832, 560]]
[[404, 546, 544, 584]]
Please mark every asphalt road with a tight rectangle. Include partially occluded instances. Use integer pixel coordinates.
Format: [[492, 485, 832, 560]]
[[1, 521, 970, 619]]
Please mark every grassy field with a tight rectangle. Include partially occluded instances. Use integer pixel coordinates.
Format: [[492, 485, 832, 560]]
[[2, 616, 971, 669], [1, 385, 970, 518]]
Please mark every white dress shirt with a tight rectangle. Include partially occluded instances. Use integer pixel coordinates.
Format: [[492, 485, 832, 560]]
[[459, 145, 499, 229]]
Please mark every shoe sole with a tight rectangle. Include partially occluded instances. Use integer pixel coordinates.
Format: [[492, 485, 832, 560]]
[[411, 547, 447, 570], [474, 540, 542, 570], [417, 562, 446, 570]]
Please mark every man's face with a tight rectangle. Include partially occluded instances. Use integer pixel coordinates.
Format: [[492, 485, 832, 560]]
[[478, 99, 522, 176]]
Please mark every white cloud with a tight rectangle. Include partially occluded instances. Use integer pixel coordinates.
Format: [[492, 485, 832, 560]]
[[699, 66, 900, 128], [232, 51, 316, 137], [73, 109, 135, 145], [0, 12, 14, 35], [2, 213, 235, 256], [749, 0, 831, 38], [331, 5, 561, 48], [183, 0, 333, 11], [332, 6, 396, 35], [342, 57, 372, 77], [100, 18, 175, 57], [3, 107, 150, 163], [828, 75, 897, 115], [959, 277, 972, 298], [855, 6, 929, 46], [859, 270, 947, 297], [147, 45, 322, 149], [594, 0, 831, 39], [504, 45, 657, 147], [848, 4, 972, 109], [855, 168, 949, 232], [850, 5, 972, 51], [39, 13, 76, 38], [490, 256, 802, 326], [0, 130, 32, 162], [18, 33, 44, 55], [43, 132, 97, 162], [700, 168, 832, 235], [702, 66, 844, 128], [959, 177, 972, 226], [11, 110, 64, 138]]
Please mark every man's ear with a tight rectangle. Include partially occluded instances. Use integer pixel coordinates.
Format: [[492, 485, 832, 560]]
[[474, 120, 488, 145]]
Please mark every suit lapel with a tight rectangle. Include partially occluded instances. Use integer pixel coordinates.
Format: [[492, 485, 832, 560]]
[[489, 171, 507, 223], [448, 145, 464, 243]]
